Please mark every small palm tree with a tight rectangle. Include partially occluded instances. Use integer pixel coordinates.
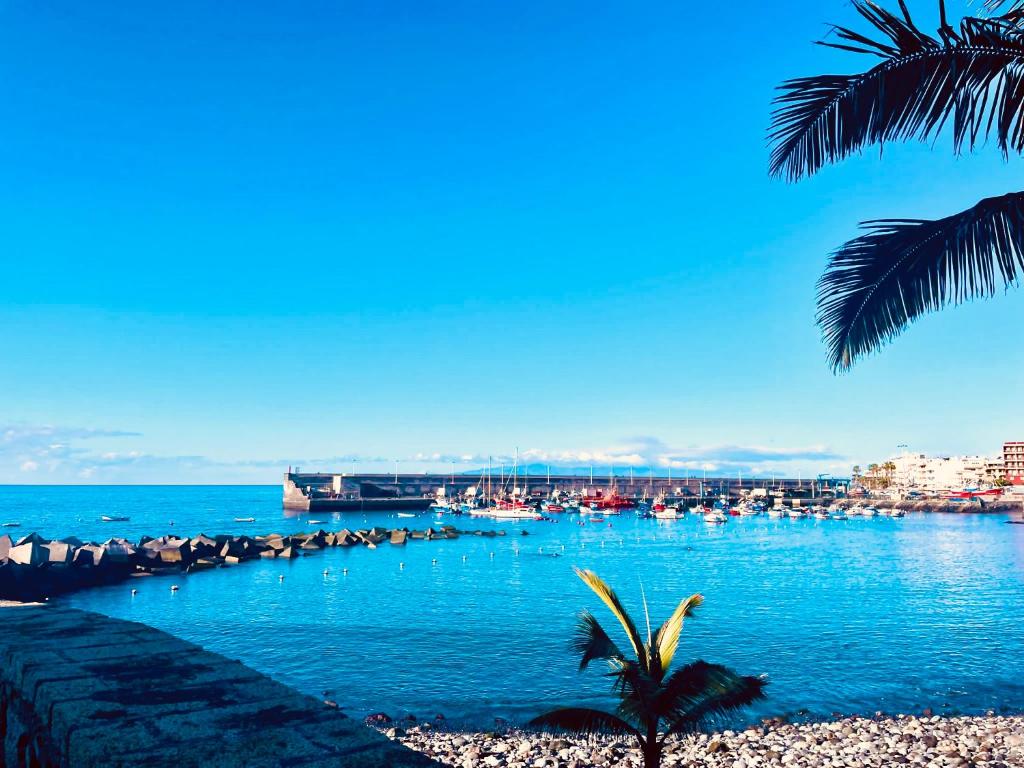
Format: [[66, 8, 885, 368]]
[[530, 568, 766, 768], [769, 0, 1024, 370]]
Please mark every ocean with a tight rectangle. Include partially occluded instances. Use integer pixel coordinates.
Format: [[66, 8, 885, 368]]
[[4, 485, 1023, 727]]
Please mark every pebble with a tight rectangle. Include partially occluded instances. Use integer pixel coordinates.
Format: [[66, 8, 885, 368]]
[[374, 714, 1024, 768]]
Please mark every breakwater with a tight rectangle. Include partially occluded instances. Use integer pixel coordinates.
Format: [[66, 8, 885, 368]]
[[0, 524, 506, 602], [0, 604, 435, 767]]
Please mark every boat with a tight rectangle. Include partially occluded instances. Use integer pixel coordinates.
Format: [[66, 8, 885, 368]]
[[830, 510, 848, 520], [233, 517, 256, 523], [1, 522, 21, 528], [767, 507, 785, 518], [589, 515, 606, 523], [653, 505, 685, 520], [703, 510, 728, 524], [814, 509, 830, 520], [786, 508, 806, 518], [308, 519, 326, 525], [861, 506, 880, 518], [545, 503, 565, 513], [888, 508, 906, 518], [100, 515, 130, 523], [397, 512, 416, 518]]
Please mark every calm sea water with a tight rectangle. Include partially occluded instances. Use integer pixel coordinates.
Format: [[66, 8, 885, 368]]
[[4, 485, 1024, 727]]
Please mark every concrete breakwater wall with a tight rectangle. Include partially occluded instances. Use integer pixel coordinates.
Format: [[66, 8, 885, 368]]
[[0, 525, 505, 602], [0, 604, 436, 768]]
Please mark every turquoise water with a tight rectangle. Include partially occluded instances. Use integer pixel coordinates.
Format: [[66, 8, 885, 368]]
[[5, 485, 1024, 727]]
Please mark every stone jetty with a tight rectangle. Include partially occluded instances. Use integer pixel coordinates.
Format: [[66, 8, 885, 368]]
[[380, 714, 1024, 768], [0, 524, 506, 602]]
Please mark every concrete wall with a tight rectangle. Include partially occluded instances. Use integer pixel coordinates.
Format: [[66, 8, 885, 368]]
[[0, 604, 435, 768]]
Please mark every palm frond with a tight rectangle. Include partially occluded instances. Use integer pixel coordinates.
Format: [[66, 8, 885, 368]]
[[769, 1, 1024, 181], [574, 568, 649, 671], [529, 707, 642, 739], [572, 611, 625, 671], [651, 593, 703, 677], [818, 191, 1024, 370], [657, 662, 768, 739]]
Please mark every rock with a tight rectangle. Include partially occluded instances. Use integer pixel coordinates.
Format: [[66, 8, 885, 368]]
[[390, 530, 408, 545], [8, 540, 46, 566], [365, 712, 392, 726]]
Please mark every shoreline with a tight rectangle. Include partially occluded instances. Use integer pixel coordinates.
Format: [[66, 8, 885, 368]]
[[380, 713, 1024, 767]]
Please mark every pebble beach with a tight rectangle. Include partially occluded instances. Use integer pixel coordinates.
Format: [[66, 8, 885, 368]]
[[381, 714, 1024, 768]]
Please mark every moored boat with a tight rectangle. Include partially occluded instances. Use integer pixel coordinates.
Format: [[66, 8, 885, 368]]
[[703, 510, 728, 524], [101, 515, 130, 523]]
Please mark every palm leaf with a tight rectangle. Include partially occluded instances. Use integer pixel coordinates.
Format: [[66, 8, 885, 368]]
[[651, 593, 703, 677], [572, 611, 625, 671], [574, 568, 649, 671], [657, 662, 768, 739], [769, 1, 1024, 181], [528, 707, 642, 739], [818, 191, 1024, 370]]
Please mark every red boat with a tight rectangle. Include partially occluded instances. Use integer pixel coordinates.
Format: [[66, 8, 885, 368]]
[[545, 503, 565, 513], [581, 491, 637, 510]]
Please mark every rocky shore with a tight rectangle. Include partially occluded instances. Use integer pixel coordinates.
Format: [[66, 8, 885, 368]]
[[0, 524, 504, 601], [377, 714, 1024, 768]]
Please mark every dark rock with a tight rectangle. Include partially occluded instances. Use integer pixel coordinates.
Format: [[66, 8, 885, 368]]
[[0, 534, 12, 562], [278, 546, 297, 559], [16, 532, 48, 547], [365, 713, 392, 726]]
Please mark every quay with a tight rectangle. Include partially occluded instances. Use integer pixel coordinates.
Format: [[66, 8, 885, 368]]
[[0, 604, 434, 767], [284, 470, 839, 511]]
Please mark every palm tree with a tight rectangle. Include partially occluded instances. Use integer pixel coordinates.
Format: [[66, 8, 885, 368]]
[[769, 0, 1024, 371], [530, 568, 766, 768]]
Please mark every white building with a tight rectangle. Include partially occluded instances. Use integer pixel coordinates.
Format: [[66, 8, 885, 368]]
[[889, 452, 1001, 493]]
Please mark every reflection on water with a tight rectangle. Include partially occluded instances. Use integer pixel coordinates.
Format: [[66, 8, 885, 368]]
[[4, 486, 1023, 726]]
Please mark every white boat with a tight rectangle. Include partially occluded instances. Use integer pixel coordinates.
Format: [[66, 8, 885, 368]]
[[703, 510, 728, 524], [397, 512, 416, 518], [488, 507, 539, 520], [654, 506, 685, 520], [1, 522, 21, 528], [889, 508, 906, 518], [767, 508, 785, 518], [234, 517, 256, 523], [830, 510, 848, 520], [101, 515, 130, 523], [786, 508, 806, 518], [861, 506, 880, 518], [739, 506, 760, 516], [814, 509, 830, 519]]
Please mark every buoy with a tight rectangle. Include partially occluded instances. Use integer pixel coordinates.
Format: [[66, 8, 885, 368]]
[[432, 558, 437, 565], [131, 588, 138, 596], [400, 562, 405, 569], [278, 574, 284, 582], [170, 585, 179, 592], [462, 555, 467, 562], [489, 552, 494, 559], [322, 569, 329, 576], [561, 545, 565, 551], [343, 568, 349, 574]]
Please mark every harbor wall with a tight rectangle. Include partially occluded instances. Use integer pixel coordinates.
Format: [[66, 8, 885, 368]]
[[286, 471, 832, 502], [0, 604, 436, 768]]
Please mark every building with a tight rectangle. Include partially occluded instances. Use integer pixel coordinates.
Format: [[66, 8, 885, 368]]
[[1004, 442, 1024, 484], [889, 451, 1001, 494]]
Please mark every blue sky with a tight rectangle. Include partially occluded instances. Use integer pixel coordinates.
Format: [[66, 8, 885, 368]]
[[2, 0, 1022, 483]]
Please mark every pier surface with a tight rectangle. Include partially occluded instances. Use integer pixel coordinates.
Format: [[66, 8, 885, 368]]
[[0, 604, 435, 767]]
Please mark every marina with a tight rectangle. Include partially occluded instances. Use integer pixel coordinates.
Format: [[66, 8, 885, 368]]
[[4, 485, 1021, 728]]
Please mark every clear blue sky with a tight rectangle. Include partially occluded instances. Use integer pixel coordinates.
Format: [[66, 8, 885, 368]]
[[2, 0, 1022, 483]]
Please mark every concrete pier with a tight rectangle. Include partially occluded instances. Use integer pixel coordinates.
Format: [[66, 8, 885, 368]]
[[0, 604, 436, 767]]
